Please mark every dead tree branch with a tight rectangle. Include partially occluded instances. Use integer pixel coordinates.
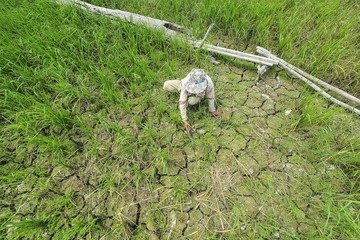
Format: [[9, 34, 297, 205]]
[[257, 46, 360, 116]]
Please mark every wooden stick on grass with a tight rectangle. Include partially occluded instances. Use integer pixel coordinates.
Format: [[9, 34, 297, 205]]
[[256, 46, 360, 116], [257, 46, 360, 106]]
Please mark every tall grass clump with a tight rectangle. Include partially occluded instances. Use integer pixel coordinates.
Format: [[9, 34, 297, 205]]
[[88, 0, 360, 96], [289, 91, 360, 238], [292, 93, 360, 172]]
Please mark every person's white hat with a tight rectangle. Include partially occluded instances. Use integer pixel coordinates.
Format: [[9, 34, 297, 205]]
[[185, 69, 208, 94]]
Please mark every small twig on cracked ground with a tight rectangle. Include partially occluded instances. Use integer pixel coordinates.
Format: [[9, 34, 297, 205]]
[[214, 229, 232, 233], [116, 212, 137, 226], [211, 166, 227, 206], [180, 231, 199, 239], [231, 152, 254, 176], [217, 203, 226, 231], [167, 218, 177, 240], [159, 201, 193, 210], [195, 193, 228, 217]]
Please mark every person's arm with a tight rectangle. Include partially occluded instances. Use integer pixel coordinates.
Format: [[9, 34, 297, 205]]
[[206, 77, 221, 117], [179, 78, 191, 132], [179, 98, 188, 121]]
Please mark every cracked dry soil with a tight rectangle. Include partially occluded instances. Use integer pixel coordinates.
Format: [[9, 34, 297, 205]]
[[3, 63, 351, 239]]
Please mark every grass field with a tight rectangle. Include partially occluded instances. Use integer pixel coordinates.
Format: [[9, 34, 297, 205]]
[[1, 0, 360, 239], [87, 0, 360, 97]]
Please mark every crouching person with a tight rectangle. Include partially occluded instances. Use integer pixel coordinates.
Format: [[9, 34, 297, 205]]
[[163, 68, 221, 133]]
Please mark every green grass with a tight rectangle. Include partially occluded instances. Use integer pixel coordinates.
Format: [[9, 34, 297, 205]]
[[87, 0, 360, 97], [1, 0, 360, 239]]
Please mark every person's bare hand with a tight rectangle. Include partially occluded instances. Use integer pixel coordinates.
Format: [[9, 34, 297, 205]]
[[183, 121, 191, 133], [210, 110, 221, 118]]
